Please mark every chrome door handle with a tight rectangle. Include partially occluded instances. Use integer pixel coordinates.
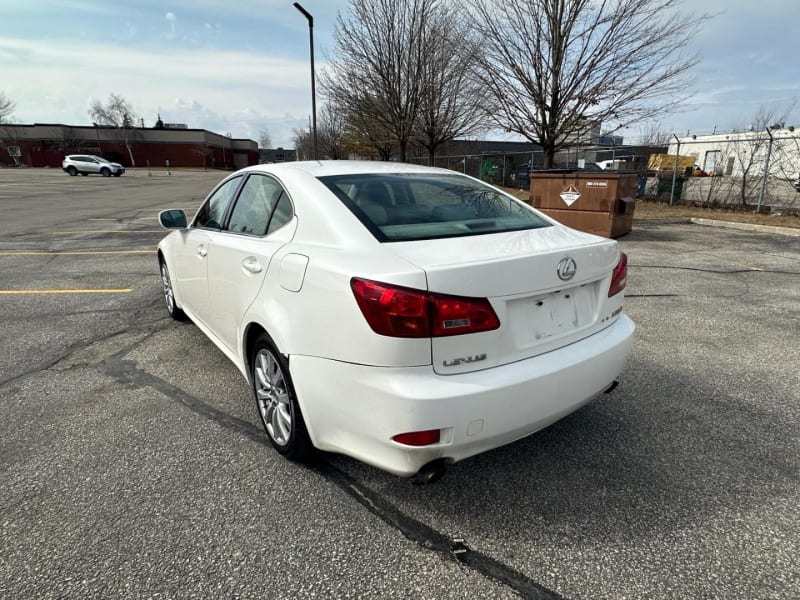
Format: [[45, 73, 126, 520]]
[[242, 256, 262, 274], [196, 245, 207, 257]]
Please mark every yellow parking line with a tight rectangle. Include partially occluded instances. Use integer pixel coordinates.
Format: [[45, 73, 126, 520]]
[[0, 289, 133, 295], [0, 250, 153, 255], [46, 230, 164, 234]]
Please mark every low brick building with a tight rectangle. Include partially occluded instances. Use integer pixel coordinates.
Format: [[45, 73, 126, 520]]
[[0, 123, 258, 170]]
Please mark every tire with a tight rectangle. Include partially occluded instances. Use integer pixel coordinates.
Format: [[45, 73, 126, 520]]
[[67, 166, 78, 176], [251, 334, 313, 461], [101, 167, 111, 177], [159, 260, 187, 321]]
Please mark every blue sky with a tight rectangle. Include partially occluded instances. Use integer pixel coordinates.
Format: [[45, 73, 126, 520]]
[[2, 0, 798, 147]]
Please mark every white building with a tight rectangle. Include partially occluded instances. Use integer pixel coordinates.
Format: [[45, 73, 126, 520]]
[[665, 126, 800, 209], [668, 127, 800, 179]]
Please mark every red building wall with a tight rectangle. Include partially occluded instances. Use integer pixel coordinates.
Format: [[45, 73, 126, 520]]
[[1, 130, 258, 170]]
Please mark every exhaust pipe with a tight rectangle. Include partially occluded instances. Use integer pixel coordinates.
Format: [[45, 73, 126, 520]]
[[603, 380, 619, 394], [412, 459, 448, 485]]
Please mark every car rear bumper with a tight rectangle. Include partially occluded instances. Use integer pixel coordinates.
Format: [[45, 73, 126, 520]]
[[290, 314, 635, 476]]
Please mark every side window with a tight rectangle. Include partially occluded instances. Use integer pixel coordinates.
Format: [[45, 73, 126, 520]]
[[227, 175, 282, 236], [194, 176, 242, 229], [267, 191, 293, 234]]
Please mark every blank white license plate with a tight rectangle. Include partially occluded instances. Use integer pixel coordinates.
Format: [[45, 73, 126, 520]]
[[530, 289, 583, 340]]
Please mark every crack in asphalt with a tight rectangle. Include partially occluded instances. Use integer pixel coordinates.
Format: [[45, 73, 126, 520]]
[[629, 263, 800, 275], [100, 350, 566, 600]]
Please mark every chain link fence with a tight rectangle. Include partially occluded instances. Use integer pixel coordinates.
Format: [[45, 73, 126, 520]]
[[408, 133, 800, 214]]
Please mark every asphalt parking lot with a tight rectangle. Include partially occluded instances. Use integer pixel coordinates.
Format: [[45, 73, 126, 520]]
[[1, 168, 798, 599]]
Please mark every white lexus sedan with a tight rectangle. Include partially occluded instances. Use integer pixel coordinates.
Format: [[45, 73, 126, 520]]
[[157, 161, 634, 480]]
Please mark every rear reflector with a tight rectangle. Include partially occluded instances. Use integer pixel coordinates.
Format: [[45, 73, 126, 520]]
[[608, 252, 628, 297], [351, 278, 500, 338], [392, 429, 441, 446]]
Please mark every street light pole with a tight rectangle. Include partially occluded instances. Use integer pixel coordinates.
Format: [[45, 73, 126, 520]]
[[293, 2, 318, 160]]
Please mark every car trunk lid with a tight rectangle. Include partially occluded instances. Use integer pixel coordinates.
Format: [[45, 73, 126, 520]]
[[389, 226, 620, 374]]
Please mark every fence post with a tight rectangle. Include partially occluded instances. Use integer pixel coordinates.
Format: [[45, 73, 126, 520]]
[[670, 134, 680, 206], [757, 128, 774, 213]]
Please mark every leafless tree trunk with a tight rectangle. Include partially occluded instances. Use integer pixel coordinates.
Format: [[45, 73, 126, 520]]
[[414, 6, 486, 164], [466, 0, 704, 168], [322, 0, 441, 163], [89, 93, 138, 167], [352, 114, 398, 160]]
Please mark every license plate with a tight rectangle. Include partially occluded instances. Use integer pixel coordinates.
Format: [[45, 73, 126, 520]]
[[530, 290, 580, 340]]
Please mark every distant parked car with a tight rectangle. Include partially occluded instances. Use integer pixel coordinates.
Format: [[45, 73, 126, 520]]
[[62, 155, 125, 177]]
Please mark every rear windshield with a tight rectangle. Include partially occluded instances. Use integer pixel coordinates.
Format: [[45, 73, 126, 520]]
[[318, 173, 550, 242]]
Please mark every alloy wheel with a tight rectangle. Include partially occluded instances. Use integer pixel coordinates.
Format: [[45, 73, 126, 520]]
[[254, 349, 292, 446]]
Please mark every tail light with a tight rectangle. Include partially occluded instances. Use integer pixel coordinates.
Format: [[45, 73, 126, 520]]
[[350, 278, 500, 338], [608, 252, 628, 297], [392, 429, 441, 446]]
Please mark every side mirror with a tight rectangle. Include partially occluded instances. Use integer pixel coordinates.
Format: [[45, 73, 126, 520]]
[[158, 209, 187, 229]]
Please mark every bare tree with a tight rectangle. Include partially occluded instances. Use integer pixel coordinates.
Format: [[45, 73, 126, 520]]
[[317, 103, 350, 160], [89, 93, 137, 166], [0, 92, 14, 124], [727, 102, 797, 207], [344, 109, 398, 161], [467, 0, 705, 168], [323, 0, 442, 162], [414, 6, 486, 164], [258, 129, 272, 149], [638, 121, 671, 147], [0, 92, 18, 164], [292, 128, 314, 161]]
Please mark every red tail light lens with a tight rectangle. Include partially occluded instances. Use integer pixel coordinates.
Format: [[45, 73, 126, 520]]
[[392, 429, 441, 446], [608, 252, 628, 297], [350, 278, 500, 338], [430, 294, 500, 337]]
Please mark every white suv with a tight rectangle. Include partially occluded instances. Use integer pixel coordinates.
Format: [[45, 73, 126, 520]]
[[62, 155, 125, 177]]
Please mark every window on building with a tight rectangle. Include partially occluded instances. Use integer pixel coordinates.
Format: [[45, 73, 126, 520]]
[[703, 150, 721, 174], [725, 157, 735, 176]]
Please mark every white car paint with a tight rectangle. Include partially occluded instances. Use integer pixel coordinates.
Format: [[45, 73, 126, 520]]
[[158, 161, 634, 477]]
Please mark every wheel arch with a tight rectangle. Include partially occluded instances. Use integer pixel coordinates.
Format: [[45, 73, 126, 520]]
[[243, 320, 319, 446], [157, 249, 185, 311]]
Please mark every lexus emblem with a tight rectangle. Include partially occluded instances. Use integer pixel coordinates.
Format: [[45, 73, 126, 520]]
[[556, 257, 577, 281]]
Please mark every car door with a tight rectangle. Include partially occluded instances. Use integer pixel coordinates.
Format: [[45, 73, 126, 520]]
[[171, 175, 244, 329], [86, 157, 102, 174], [206, 174, 296, 353]]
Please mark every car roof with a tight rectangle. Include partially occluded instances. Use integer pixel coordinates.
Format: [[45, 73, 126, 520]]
[[238, 160, 458, 178]]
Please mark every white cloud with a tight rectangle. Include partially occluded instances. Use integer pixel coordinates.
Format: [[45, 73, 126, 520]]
[[1, 35, 318, 145]]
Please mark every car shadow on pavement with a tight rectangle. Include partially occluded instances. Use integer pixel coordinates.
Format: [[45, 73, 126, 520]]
[[328, 353, 797, 547]]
